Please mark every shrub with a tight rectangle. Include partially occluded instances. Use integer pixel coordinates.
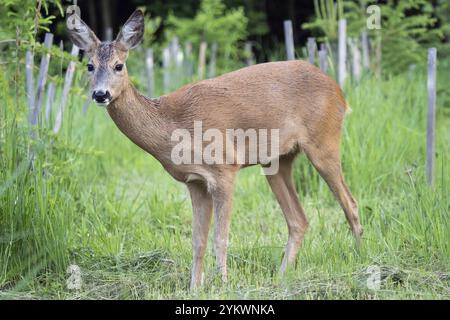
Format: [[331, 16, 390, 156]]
[[165, 0, 248, 71]]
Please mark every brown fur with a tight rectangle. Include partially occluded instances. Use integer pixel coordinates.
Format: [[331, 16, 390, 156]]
[[108, 61, 348, 183], [68, 10, 363, 290]]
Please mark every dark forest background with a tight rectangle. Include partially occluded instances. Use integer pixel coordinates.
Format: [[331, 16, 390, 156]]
[[51, 0, 318, 61]]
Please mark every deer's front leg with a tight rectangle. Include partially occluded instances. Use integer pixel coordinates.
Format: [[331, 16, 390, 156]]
[[188, 182, 213, 291], [211, 181, 236, 283]]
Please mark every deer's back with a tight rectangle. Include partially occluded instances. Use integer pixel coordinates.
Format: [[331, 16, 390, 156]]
[[160, 60, 347, 155]]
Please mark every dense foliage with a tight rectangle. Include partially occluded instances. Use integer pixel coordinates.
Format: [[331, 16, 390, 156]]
[[302, 0, 448, 74], [165, 0, 248, 70], [0, 0, 63, 43]]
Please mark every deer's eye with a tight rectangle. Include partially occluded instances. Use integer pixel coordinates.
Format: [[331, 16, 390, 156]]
[[115, 64, 124, 72], [87, 64, 94, 72]]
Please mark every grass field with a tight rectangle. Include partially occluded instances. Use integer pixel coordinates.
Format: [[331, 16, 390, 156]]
[[0, 61, 449, 299]]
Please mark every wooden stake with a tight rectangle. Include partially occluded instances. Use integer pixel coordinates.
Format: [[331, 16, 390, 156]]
[[53, 45, 79, 134], [163, 47, 171, 93], [105, 27, 113, 41], [351, 38, 361, 81], [307, 37, 316, 65], [208, 42, 218, 78], [145, 48, 155, 97], [361, 31, 370, 69], [184, 42, 193, 80], [426, 48, 437, 186], [283, 20, 295, 60], [25, 50, 35, 123], [82, 93, 91, 115], [338, 19, 347, 87], [45, 81, 56, 123], [244, 42, 255, 66], [198, 42, 207, 80], [32, 32, 53, 126], [319, 48, 328, 73]]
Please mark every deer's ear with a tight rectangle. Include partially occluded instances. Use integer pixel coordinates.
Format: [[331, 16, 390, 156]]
[[67, 14, 100, 53], [115, 10, 144, 50]]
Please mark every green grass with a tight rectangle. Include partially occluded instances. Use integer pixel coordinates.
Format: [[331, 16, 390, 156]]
[[0, 60, 449, 299]]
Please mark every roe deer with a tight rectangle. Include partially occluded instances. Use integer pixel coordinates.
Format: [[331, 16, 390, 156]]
[[68, 10, 363, 290]]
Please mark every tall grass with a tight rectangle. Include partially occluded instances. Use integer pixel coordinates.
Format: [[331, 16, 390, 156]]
[[0, 53, 448, 299]]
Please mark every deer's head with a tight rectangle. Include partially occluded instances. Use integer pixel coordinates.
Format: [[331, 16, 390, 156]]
[[67, 10, 144, 106]]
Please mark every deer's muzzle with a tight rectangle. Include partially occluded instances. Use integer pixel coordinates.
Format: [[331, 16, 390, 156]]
[[92, 90, 112, 106]]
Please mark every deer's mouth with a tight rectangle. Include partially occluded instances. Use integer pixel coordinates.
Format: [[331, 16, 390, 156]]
[[94, 99, 111, 107], [92, 90, 112, 106]]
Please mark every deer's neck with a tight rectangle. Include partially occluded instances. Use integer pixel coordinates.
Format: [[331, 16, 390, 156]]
[[107, 82, 171, 161]]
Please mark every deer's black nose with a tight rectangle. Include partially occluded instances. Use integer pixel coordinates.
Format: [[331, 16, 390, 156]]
[[92, 90, 112, 103]]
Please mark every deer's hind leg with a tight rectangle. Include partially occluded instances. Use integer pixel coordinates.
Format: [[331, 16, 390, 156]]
[[265, 154, 309, 273], [303, 142, 363, 241]]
